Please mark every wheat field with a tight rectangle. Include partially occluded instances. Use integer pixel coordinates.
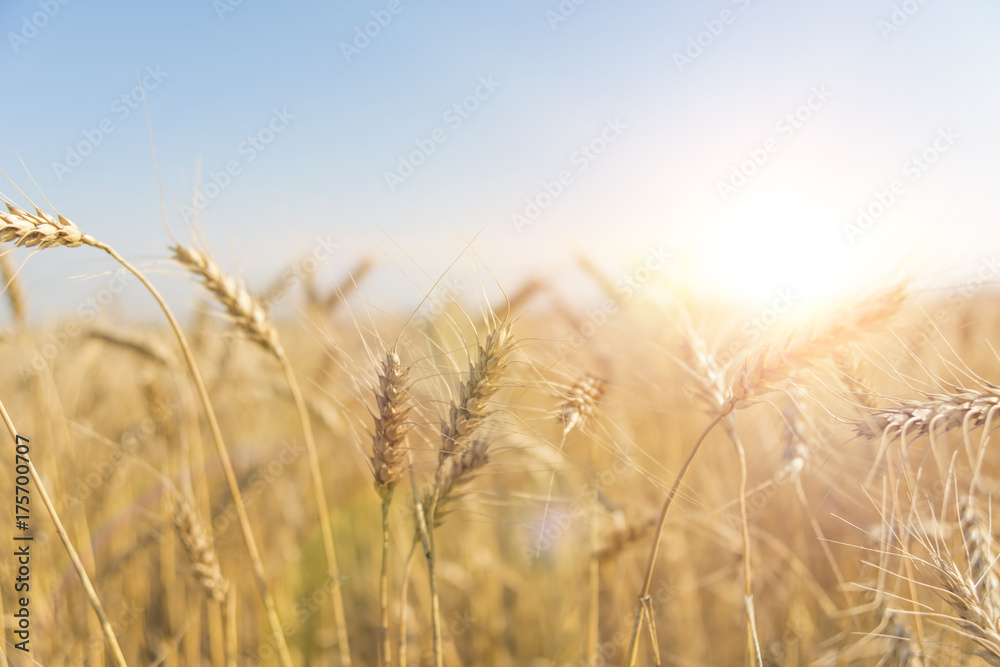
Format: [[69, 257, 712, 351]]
[[3, 193, 1000, 666]]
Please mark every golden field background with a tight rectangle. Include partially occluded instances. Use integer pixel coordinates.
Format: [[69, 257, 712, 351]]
[[2, 240, 1000, 666]]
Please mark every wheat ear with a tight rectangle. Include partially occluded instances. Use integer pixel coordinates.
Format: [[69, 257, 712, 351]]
[[929, 549, 1000, 664], [173, 242, 352, 665], [1, 194, 294, 666], [423, 321, 514, 667], [625, 286, 904, 666], [960, 497, 1000, 622], [855, 387, 1000, 441], [731, 285, 905, 408], [369, 351, 414, 667], [173, 493, 229, 604], [558, 374, 607, 436]]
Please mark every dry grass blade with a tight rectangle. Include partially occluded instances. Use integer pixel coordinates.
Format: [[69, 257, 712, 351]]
[[87, 327, 174, 366]]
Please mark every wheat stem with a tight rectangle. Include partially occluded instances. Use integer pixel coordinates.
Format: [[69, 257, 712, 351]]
[[0, 397, 128, 667], [625, 410, 727, 666], [96, 244, 294, 667], [380, 492, 393, 667]]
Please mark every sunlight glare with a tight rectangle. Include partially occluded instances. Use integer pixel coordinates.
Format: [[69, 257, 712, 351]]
[[692, 197, 852, 306]]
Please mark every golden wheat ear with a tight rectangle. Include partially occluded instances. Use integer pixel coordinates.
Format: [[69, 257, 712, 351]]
[[171, 244, 282, 353], [558, 374, 607, 435], [371, 350, 415, 496], [730, 285, 906, 408], [172, 492, 229, 604], [0, 201, 96, 248], [440, 321, 515, 454]]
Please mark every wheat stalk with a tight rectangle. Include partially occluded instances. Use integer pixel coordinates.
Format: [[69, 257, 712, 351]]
[[676, 313, 763, 666], [0, 397, 128, 666], [371, 351, 414, 497], [0, 191, 294, 666], [626, 286, 905, 666], [440, 322, 514, 454], [369, 350, 414, 667], [960, 496, 1000, 622], [930, 550, 1000, 664], [0, 201, 96, 248], [596, 515, 657, 562], [173, 241, 352, 665], [0, 250, 27, 324], [421, 321, 513, 667]]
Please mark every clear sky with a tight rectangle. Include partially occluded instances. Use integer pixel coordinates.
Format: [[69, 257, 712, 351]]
[[2, 0, 1000, 320]]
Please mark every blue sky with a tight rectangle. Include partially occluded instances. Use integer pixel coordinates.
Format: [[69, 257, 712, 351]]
[[2, 0, 1000, 320]]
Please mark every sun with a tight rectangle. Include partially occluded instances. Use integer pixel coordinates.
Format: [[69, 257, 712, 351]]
[[690, 196, 853, 307]]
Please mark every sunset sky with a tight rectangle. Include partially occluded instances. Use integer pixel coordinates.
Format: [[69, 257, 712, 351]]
[[2, 0, 999, 319]]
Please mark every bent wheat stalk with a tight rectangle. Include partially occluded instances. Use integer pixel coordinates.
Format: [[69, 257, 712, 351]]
[[624, 286, 905, 666], [1, 197, 294, 667], [678, 320, 762, 666], [0, 397, 128, 666]]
